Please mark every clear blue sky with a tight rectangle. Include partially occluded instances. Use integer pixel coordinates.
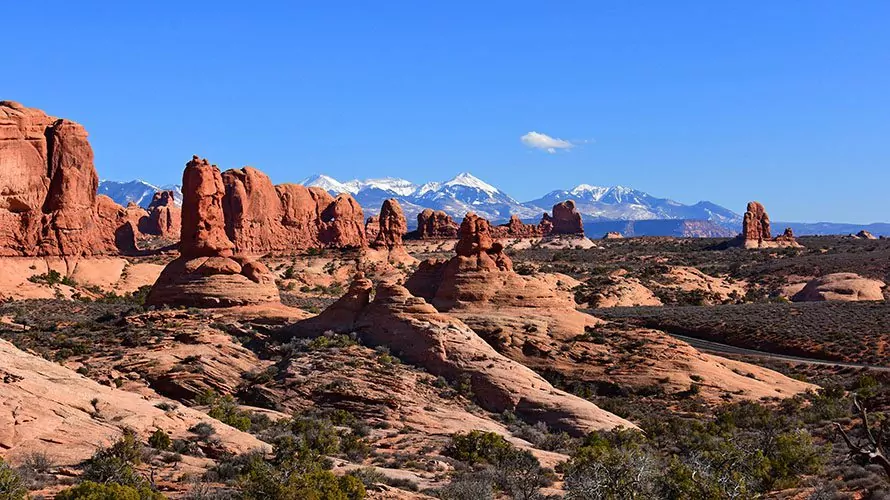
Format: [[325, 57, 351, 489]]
[[5, 1, 888, 223]]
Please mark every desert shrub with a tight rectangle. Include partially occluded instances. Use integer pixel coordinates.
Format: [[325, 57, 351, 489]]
[[148, 428, 172, 451], [55, 481, 166, 499], [195, 390, 251, 431], [438, 472, 495, 500], [82, 429, 148, 487], [237, 449, 365, 500], [0, 457, 27, 500], [28, 269, 76, 287], [445, 431, 511, 465]]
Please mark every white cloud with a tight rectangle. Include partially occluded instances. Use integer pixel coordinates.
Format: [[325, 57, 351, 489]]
[[520, 131, 575, 154]]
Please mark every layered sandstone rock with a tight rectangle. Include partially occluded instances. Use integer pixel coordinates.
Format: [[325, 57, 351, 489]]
[[736, 201, 800, 249], [142, 190, 181, 239], [544, 200, 584, 235], [853, 230, 878, 240], [221, 166, 366, 253], [403, 214, 813, 403], [603, 231, 624, 239], [365, 215, 380, 242], [371, 199, 407, 250], [0, 101, 122, 256], [415, 209, 459, 239], [147, 157, 279, 307], [492, 215, 545, 238], [743, 201, 771, 241], [0, 339, 266, 466], [792, 273, 886, 302], [295, 278, 633, 435]]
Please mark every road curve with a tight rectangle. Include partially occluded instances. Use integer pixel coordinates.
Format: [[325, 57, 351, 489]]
[[669, 333, 890, 372]]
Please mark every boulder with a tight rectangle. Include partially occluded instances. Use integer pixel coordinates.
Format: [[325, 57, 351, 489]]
[[792, 273, 886, 302], [0, 101, 124, 256], [146, 158, 279, 308], [415, 209, 459, 239]]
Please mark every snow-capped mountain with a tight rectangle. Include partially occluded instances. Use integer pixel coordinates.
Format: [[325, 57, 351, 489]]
[[98, 180, 182, 208], [301, 172, 543, 223], [528, 185, 741, 225]]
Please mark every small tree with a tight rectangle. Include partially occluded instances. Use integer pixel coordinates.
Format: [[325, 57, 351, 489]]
[[834, 396, 890, 477]]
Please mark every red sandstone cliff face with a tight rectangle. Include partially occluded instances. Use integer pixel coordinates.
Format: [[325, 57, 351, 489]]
[[0, 101, 121, 256], [491, 215, 545, 238], [221, 167, 366, 254], [544, 200, 584, 235]]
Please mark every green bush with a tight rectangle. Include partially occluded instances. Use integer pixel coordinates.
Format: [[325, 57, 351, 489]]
[[195, 390, 251, 431], [0, 457, 27, 500], [238, 453, 365, 500], [55, 481, 165, 500], [148, 428, 171, 451], [445, 430, 511, 465], [82, 429, 146, 487]]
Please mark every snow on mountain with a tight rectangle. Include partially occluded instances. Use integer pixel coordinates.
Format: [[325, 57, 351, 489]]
[[98, 180, 182, 208], [103, 172, 740, 231], [528, 185, 741, 225]]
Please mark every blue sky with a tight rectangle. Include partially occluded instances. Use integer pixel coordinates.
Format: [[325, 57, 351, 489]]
[[5, 1, 889, 223]]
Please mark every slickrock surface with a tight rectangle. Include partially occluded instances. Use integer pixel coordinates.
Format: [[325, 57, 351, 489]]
[[295, 277, 633, 435], [792, 272, 886, 302], [0, 339, 267, 466], [147, 157, 279, 307]]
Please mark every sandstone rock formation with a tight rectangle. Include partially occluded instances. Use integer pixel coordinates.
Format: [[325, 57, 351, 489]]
[[415, 209, 460, 239], [371, 199, 408, 250], [491, 215, 545, 238], [736, 201, 801, 249], [147, 157, 279, 307], [295, 277, 633, 436], [365, 215, 380, 242], [142, 190, 181, 239], [587, 272, 662, 308], [853, 230, 877, 240], [221, 166, 366, 253], [792, 273, 886, 302], [0, 339, 266, 466], [403, 214, 813, 403], [743, 201, 771, 242], [544, 200, 584, 235], [603, 231, 624, 239], [0, 101, 123, 256]]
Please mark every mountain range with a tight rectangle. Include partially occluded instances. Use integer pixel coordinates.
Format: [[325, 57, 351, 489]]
[[97, 173, 887, 237]]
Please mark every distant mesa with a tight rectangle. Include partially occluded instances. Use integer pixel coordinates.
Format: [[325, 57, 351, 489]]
[[146, 156, 280, 308]]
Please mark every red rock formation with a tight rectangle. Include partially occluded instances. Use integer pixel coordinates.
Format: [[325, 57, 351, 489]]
[[603, 231, 624, 239], [743, 201, 771, 242], [415, 209, 459, 239], [775, 227, 796, 243], [492, 215, 545, 238], [544, 200, 584, 235], [372, 199, 407, 250], [143, 190, 181, 239], [221, 167, 366, 253], [147, 158, 279, 307], [792, 273, 885, 302], [365, 216, 380, 242], [295, 278, 633, 436], [454, 213, 513, 271], [0, 101, 122, 256]]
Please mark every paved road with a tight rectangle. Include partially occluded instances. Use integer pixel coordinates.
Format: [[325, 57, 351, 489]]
[[668, 333, 890, 372]]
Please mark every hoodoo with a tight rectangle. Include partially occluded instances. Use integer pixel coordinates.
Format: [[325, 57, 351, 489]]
[[146, 157, 279, 307]]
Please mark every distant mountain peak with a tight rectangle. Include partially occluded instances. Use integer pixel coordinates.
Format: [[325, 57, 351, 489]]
[[299, 174, 354, 194], [443, 172, 499, 195]]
